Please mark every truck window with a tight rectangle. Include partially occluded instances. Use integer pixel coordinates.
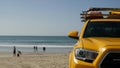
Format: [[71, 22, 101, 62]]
[[83, 22, 120, 38]]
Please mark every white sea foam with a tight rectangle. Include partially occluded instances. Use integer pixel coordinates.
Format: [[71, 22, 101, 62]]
[[0, 44, 73, 48]]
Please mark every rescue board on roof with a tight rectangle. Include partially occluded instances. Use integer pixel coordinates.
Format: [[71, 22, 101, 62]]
[[86, 11, 103, 19], [111, 11, 120, 15]]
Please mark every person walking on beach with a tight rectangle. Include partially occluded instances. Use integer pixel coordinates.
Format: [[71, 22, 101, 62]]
[[35, 46, 38, 52], [13, 46, 16, 56], [43, 47, 46, 52], [33, 46, 36, 52], [33, 46, 38, 53]]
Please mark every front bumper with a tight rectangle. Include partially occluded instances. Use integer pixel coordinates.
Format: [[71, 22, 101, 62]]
[[96, 46, 120, 68], [70, 46, 120, 68]]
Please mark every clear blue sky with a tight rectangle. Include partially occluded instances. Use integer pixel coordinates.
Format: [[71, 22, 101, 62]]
[[0, 0, 119, 36]]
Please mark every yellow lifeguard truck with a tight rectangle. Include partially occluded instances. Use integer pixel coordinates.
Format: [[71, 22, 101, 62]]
[[68, 8, 120, 68]]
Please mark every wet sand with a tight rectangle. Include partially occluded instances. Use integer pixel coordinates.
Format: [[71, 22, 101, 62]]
[[0, 52, 69, 68]]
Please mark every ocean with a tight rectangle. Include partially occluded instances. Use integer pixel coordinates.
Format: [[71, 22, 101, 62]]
[[0, 36, 77, 53]]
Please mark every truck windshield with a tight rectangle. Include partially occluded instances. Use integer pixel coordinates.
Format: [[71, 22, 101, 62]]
[[83, 22, 120, 38]]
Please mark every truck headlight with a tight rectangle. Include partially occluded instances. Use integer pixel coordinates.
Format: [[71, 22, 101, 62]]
[[75, 48, 98, 62]]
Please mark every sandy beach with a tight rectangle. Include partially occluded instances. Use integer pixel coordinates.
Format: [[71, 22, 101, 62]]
[[0, 52, 69, 68]]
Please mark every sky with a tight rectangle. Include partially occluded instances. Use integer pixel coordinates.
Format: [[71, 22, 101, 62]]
[[0, 0, 119, 36]]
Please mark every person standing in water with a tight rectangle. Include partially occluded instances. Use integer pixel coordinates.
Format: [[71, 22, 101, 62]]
[[43, 47, 46, 52]]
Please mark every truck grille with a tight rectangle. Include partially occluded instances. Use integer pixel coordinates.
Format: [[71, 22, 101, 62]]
[[100, 52, 120, 68]]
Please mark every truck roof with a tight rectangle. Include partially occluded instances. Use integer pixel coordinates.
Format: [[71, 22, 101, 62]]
[[90, 19, 120, 22]]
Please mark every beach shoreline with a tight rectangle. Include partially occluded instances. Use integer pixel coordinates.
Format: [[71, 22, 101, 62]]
[[0, 52, 69, 68], [0, 45, 73, 53]]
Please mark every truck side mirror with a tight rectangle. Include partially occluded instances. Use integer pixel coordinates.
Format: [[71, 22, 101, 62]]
[[68, 31, 79, 40]]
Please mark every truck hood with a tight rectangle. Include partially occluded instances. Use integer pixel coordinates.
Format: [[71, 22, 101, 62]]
[[81, 38, 120, 51]]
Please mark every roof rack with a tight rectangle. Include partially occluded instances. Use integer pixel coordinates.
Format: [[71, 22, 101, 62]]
[[88, 7, 120, 11], [80, 7, 120, 22]]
